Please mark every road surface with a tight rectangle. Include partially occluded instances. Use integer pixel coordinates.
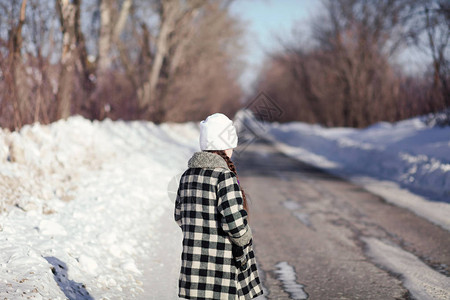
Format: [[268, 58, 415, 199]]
[[234, 139, 450, 300]]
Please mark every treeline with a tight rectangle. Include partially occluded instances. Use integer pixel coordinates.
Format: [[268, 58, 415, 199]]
[[1, 1, 449, 130], [0, 0, 243, 130], [255, 0, 449, 127]]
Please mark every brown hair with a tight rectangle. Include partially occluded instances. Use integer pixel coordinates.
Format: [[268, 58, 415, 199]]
[[206, 150, 249, 214]]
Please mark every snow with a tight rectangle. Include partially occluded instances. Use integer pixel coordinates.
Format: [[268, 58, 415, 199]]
[[39, 220, 67, 236], [235, 110, 450, 231], [363, 237, 450, 299], [0, 116, 198, 299], [274, 261, 308, 299], [351, 176, 450, 232], [282, 201, 312, 228]]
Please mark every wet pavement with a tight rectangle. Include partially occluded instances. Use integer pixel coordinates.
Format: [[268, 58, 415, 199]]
[[234, 139, 450, 299]]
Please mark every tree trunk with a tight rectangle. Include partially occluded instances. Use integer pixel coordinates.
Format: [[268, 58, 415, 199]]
[[7, 0, 28, 127], [97, 0, 113, 72], [98, 0, 132, 73], [55, 0, 82, 120], [137, 0, 177, 113]]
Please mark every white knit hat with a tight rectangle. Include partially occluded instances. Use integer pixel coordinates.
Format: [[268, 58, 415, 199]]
[[199, 113, 238, 150]]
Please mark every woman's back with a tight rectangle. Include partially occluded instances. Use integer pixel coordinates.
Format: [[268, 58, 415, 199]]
[[175, 151, 263, 300]]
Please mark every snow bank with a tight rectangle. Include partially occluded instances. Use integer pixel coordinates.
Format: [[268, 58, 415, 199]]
[[235, 110, 450, 231], [0, 116, 199, 299], [363, 237, 450, 299]]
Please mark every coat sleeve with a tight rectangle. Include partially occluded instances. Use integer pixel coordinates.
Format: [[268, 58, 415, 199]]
[[217, 170, 253, 247], [174, 188, 182, 227]]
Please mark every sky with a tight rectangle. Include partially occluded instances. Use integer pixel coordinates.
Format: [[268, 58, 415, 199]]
[[229, 0, 321, 94]]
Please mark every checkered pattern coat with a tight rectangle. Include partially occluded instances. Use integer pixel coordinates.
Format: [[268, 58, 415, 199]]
[[174, 151, 263, 300]]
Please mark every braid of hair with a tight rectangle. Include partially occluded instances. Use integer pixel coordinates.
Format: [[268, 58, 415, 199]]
[[206, 150, 249, 215]]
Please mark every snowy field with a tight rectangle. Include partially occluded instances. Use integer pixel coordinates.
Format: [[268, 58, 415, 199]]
[[236, 110, 450, 231], [0, 111, 449, 299]]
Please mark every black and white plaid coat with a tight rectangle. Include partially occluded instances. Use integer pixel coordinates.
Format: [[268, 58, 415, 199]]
[[174, 151, 263, 300]]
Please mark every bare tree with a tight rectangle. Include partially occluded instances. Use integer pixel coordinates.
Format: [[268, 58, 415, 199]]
[[4, 0, 28, 128], [160, 0, 244, 122], [0, 0, 245, 128], [136, 0, 204, 117], [97, 0, 132, 72], [311, 0, 418, 126], [86, 0, 134, 120], [424, 1, 449, 107], [55, 0, 82, 119], [255, 0, 445, 127]]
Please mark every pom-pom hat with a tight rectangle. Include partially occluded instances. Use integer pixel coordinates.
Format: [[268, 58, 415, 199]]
[[199, 113, 238, 150]]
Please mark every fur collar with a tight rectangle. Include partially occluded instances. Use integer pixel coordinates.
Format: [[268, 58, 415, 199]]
[[188, 151, 229, 170]]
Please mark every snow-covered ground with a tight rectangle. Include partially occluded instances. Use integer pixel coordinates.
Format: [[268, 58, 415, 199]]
[[236, 110, 450, 231], [1, 111, 448, 299], [0, 117, 198, 299]]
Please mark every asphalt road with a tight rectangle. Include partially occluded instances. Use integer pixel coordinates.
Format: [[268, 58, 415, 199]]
[[234, 139, 450, 300]]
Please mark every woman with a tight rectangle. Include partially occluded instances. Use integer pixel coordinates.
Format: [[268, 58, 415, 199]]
[[174, 113, 263, 299]]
